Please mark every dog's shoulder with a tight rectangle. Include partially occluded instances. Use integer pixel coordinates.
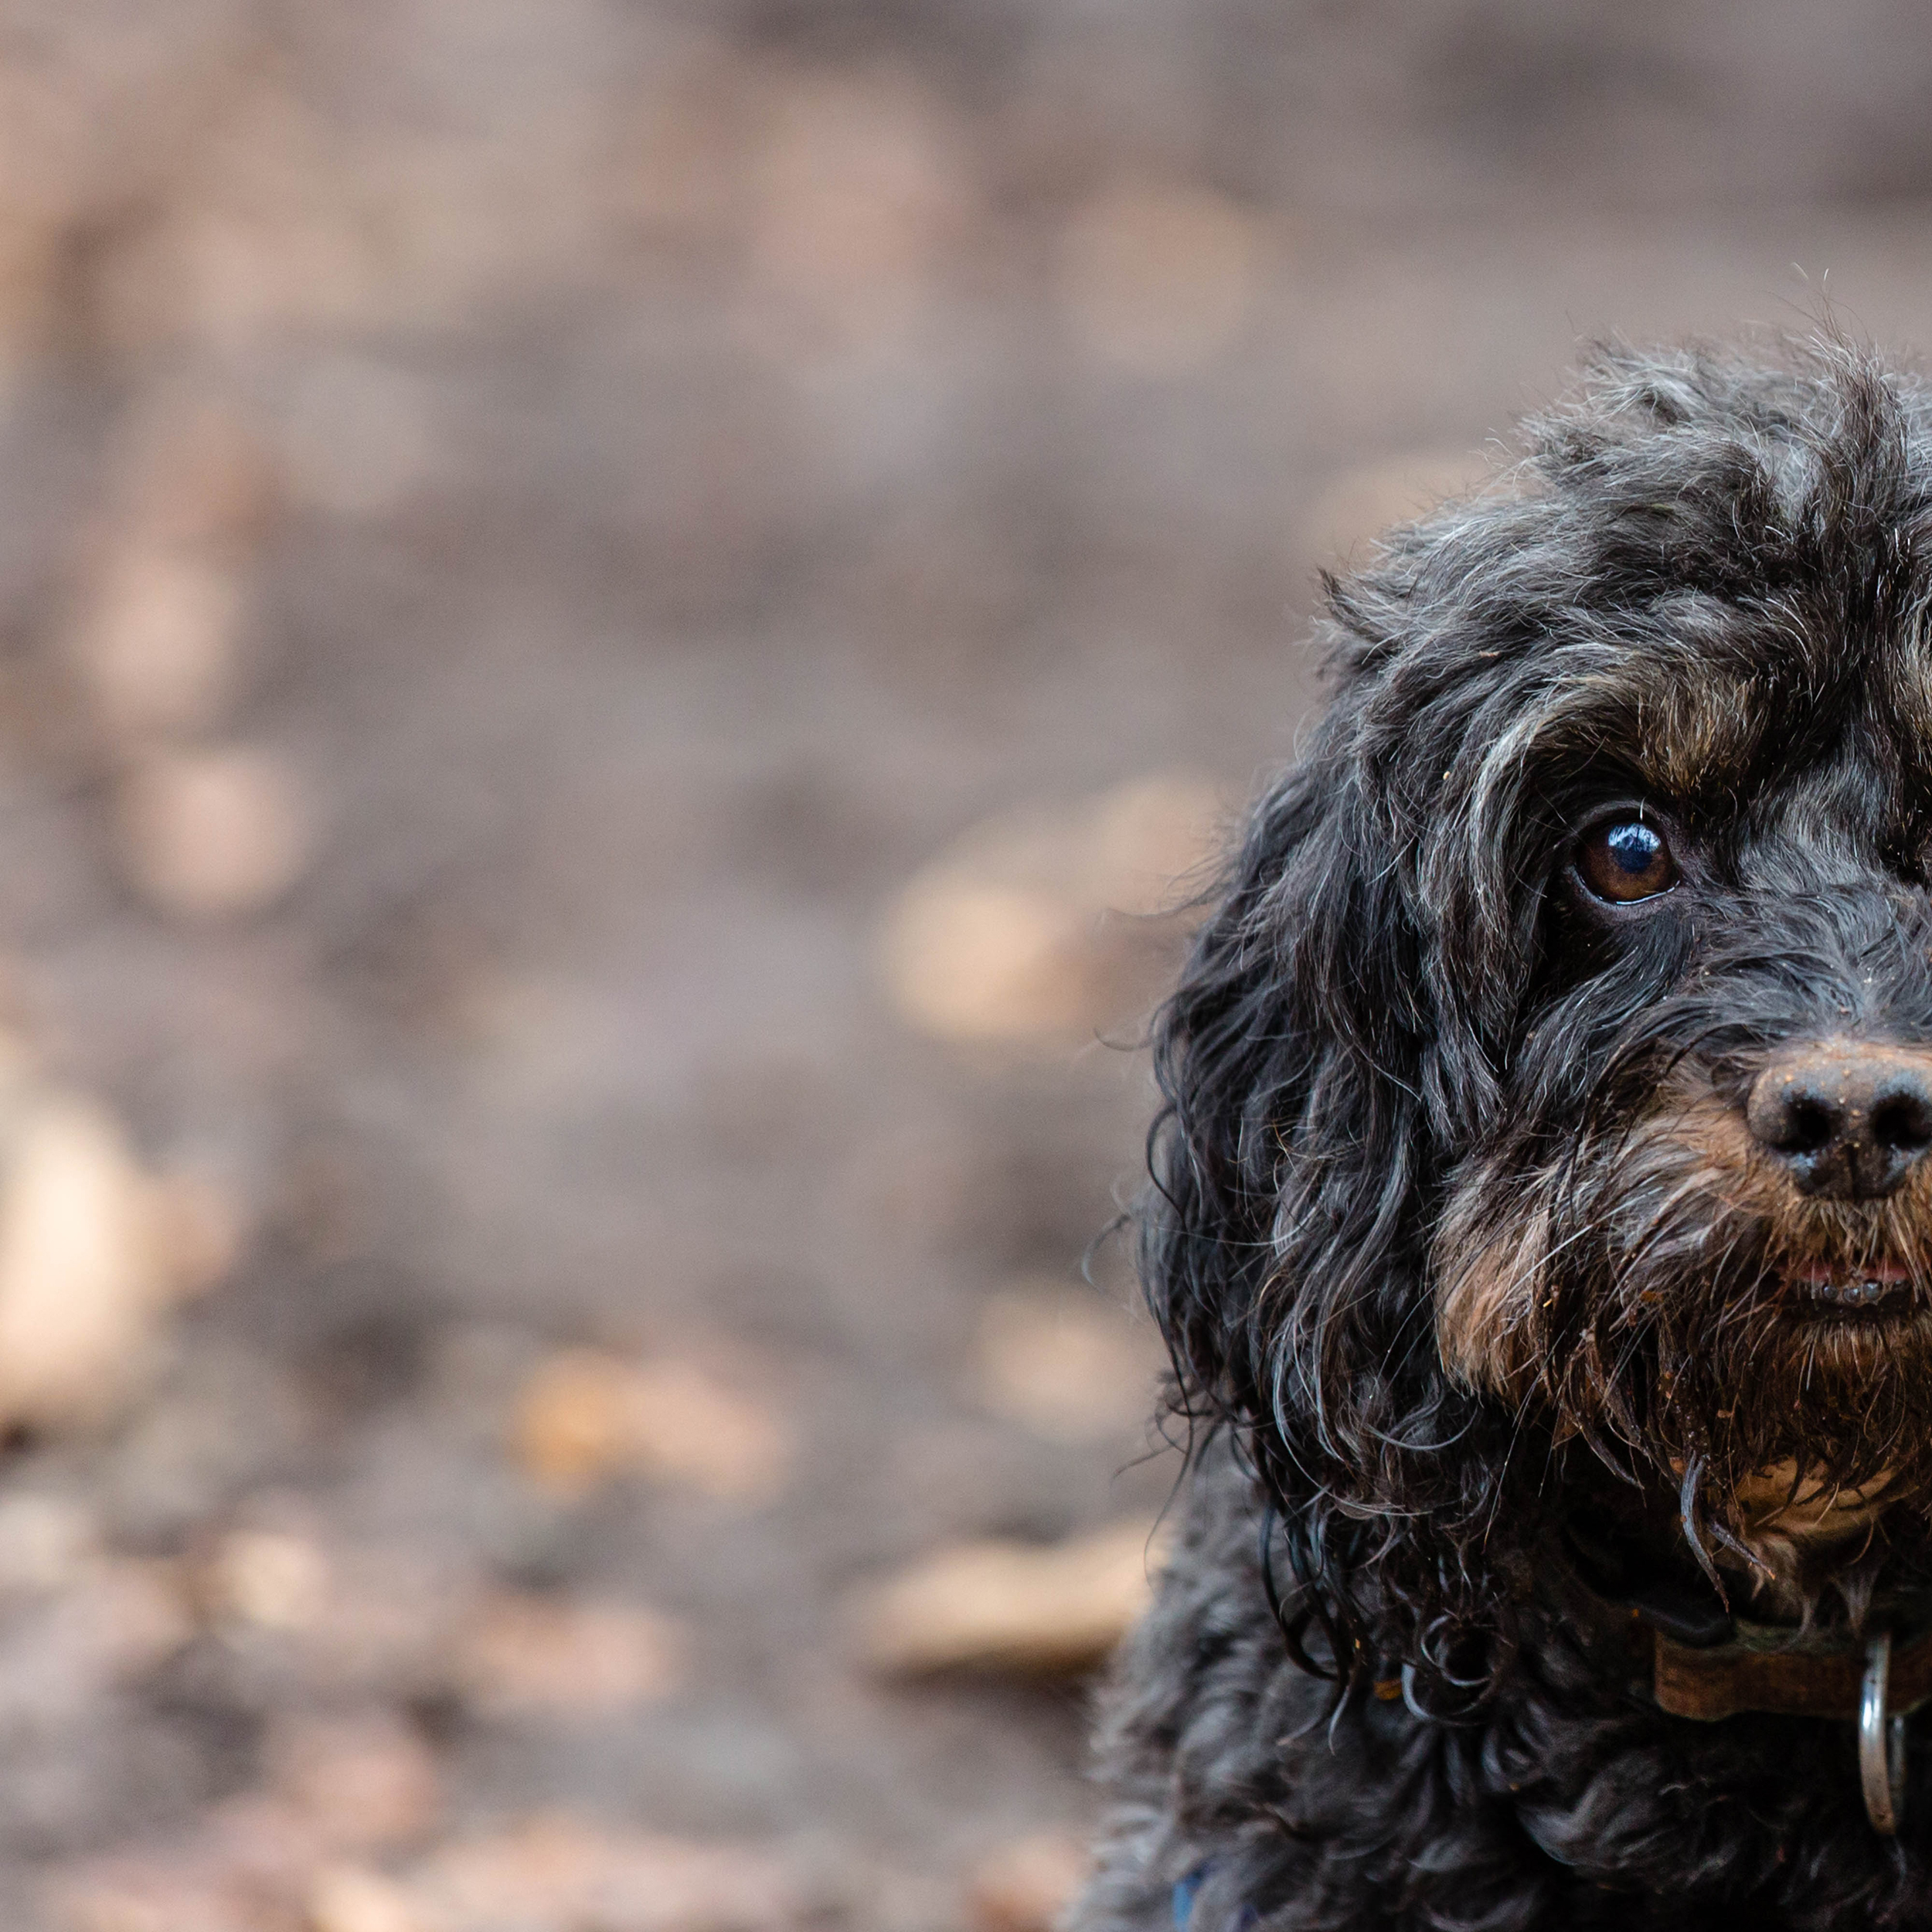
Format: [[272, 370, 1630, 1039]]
[[1072, 1442, 1321, 1932]]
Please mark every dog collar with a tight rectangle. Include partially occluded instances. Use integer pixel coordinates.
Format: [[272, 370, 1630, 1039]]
[[1553, 1556, 1932, 1832]]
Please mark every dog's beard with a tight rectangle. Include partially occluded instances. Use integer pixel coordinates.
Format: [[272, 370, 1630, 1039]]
[[1435, 1066, 1932, 1584]]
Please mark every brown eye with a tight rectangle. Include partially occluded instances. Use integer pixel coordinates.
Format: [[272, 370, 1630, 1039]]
[[1578, 818, 1678, 903]]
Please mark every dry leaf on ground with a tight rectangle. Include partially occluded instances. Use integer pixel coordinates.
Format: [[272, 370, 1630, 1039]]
[[206, 1529, 330, 1632], [0, 1071, 240, 1434], [972, 1281, 1160, 1443], [511, 1347, 790, 1502], [1058, 179, 1262, 375], [308, 1864, 423, 1932], [852, 1520, 1162, 1675], [266, 1710, 440, 1852], [969, 1832, 1092, 1932], [876, 775, 1223, 1045], [68, 541, 253, 743], [116, 744, 311, 920], [451, 1590, 684, 1718], [400, 1817, 804, 1932]]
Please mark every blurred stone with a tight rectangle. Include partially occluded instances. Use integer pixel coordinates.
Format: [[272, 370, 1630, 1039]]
[[0, 1080, 219, 1434], [853, 1521, 1161, 1676], [972, 1282, 1159, 1444], [1300, 451, 1498, 567], [117, 744, 311, 919], [208, 1530, 329, 1632], [1059, 180, 1261, 375], [876, 775, 1223, 1045], [308, 1866, 422, 1932], [512, 1348, 790, 1503], [102, 1341, 301, 1544], [279, 355, 439, 519], [0, 1560, 193, 1730], [267, 1711, 440, 1852], [454, 1591, 684, 1718], [69, 543, 251, 742], [969, 1832, 1090, 1932], [403, 1817, 803, 1932]]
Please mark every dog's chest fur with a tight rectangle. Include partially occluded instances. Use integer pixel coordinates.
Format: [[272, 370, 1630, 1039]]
[[1074, 1447, 1932, 1932]]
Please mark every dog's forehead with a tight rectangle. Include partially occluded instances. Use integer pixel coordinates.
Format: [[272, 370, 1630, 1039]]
[[1619, 655, 1763, 799], [1514, 619, 1932, 821]]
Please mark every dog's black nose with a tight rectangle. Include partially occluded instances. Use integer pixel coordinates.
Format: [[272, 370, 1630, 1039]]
[[1746, 1042, 1932, 1199]]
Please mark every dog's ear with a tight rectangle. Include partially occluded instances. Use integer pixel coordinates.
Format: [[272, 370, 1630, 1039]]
[[1145, 703, 1475, 1521]]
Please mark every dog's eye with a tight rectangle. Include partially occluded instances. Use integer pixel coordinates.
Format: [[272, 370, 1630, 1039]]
[[1577, 818, 1677, 903]]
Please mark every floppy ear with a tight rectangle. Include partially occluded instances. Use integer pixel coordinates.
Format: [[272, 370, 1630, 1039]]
[[1143, 696, 1492, 1642]]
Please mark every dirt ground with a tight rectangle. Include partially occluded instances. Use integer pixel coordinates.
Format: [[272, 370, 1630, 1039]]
[[0, 4, 1927, 1928]]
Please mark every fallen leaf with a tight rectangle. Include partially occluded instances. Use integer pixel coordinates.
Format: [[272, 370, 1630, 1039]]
[[207, 1530, 329, 1632], [969, 1832, 1091, 1932], [117, 744, 311, 920], [403, 1817, 804, 1932], [0, 1086, 203, 1432], [1058, 180, 1261, 375], [877, 775, 1223, 1046], [853, 1521, 1162, 1675], [308, 1865, 423, 1932], [267, 1710, 440, 1852], [453, 1591, 683, 1718], [972, 1282, 1160, 1444], [511, 1349, 790, 1503], [69, 542, 251, 742]]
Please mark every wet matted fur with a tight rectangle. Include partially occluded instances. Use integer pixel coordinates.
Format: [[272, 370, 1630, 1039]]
[[1075, 338, 1932, 1930]]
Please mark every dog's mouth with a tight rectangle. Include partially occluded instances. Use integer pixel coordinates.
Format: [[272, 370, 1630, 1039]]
[[1781, 1256, 1920, 1318]]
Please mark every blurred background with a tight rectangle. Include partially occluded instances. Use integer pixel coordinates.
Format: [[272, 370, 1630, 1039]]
[[0, 2, 1927, 1927]]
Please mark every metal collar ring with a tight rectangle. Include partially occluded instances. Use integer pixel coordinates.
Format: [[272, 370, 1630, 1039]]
[[1862, 1632, 1909, 1835]]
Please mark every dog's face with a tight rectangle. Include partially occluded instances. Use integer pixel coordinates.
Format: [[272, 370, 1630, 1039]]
[[1429, 643, 1932, 1543], [1149, 342, 1932, 1604]]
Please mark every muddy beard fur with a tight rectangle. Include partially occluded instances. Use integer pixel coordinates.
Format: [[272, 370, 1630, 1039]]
[[1437, 1056, 1932, 1619]]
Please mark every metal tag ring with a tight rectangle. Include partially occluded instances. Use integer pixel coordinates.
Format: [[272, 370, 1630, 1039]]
[[1862, 1631, 1909, 1834]]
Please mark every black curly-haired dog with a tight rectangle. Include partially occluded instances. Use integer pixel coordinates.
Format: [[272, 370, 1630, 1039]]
[[1076, 338, 1932, 1930]]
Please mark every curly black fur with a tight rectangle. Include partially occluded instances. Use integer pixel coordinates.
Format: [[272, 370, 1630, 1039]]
[[1077, 336, 1932, 1930]]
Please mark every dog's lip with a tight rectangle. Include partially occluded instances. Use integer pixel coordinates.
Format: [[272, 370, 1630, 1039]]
[[1785, 1257, 1917, 1314]]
